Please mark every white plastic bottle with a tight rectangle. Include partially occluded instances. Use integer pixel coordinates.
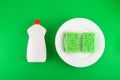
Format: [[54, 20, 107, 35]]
[[27, 20, 47, 62]]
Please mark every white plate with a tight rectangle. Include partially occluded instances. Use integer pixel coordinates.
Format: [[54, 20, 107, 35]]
[[55, 18, 105, 68]]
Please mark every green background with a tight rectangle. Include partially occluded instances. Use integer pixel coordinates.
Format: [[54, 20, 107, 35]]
[[0, 0, 120, 80]]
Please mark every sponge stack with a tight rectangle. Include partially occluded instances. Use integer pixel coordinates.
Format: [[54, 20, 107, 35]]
[[65, 32, 95, 53]]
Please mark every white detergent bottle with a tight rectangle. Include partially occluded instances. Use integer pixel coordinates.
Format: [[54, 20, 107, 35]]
[[27, 20, 47, 62]]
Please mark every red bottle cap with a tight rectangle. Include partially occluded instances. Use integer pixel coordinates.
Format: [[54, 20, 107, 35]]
[[34, 20, 40, 24]]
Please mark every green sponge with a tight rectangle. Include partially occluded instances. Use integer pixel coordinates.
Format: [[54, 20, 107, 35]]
[[65, 32, 80, 52], [82, 32, 95, 52]]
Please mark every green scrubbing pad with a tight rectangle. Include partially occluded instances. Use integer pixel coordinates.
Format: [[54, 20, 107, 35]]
[[82, 32, 95, 52], [65, 32, 80, 52]]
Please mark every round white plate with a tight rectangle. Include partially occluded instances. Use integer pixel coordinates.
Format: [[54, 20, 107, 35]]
[[55, 18, 105, 68]]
